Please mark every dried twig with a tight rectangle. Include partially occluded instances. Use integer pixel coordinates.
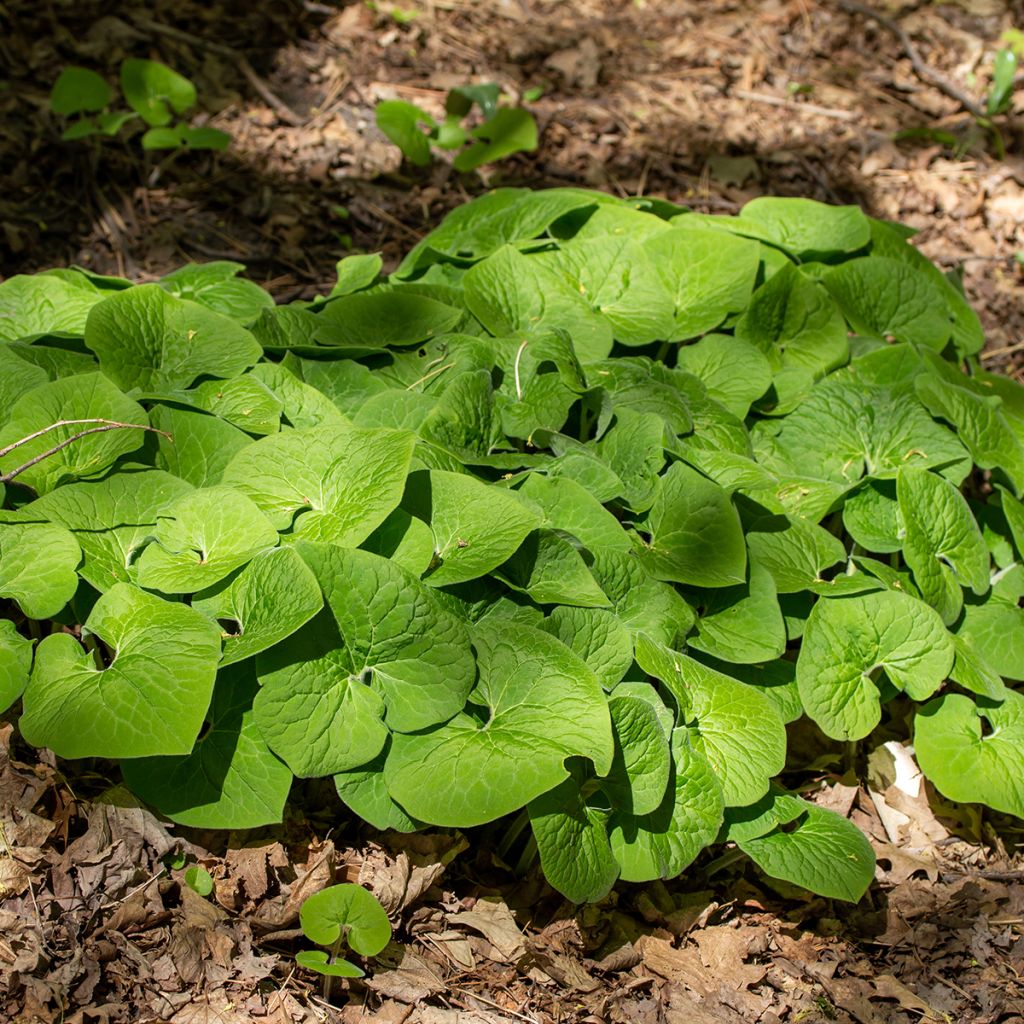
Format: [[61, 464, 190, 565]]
[[0, 420, 171, 485], [835, 0, 985, 119]]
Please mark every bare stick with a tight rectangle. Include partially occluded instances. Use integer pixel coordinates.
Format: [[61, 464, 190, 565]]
[[835, 0, 986, 119], [0, 421, 171, 485]]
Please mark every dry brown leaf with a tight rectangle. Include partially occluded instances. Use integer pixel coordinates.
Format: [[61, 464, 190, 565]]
[[448, 899, 527, 963]]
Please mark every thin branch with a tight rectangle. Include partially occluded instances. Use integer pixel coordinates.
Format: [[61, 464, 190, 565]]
[[513, 338, 530, 401], [835, 0, 986, 119], [0, 421, 171, 485]]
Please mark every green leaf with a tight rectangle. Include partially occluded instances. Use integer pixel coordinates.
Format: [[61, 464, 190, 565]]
[[402, 469, 541, 586], [84, 285, 262, 391], [823, 257, 953, 350], [248, 362, 348, 429], [122, 662, 292, 828], [299, 883, 392, 954], [686, 560, 787, 664], [842, 480, 901, 553], [184, 866, 214, 896], [516, 473, 631, 554], [0, 373, 150, 494], [120, 59, 196, 127], [316, 291, 463, 349], [494, 529, 609, 607], [531, 232, 674, 348], [295, 950, 363, 978], [20, 583, 222, 758], [464, 245, 613, 363], [589, 550, 694, 647], [608, 728, 724, 882], [149, 405, 251, 488], [160, 262, 273, 322], [915, 691, 1024, 817], [738, 196, 870, 260], [0, 347, 49, 425], [721, 783, 805, 844], [897, 466, 989, 624], [173, 374, 283, 435], [134, 485, 278, 593], [595, 409, 666, 512], [396, 187, 609, 272], [764, 375, 968, 487], [262, 542, 474, 738], [540, 606, 634, 689], [528, 772, 620, 904], [0, 273, 103, 342], [987, 48, 1017, 116], [50, 67, 112, 115], [675, 334, 772, 419], [331, 253, 383, 297], [602, 695, 672, 815], [221, 424, 414, 544], [956, 592, 1024, 680], [644, 224, 760, 340], [742, 503, 847, 593], [26, 468, 193, 591], [735, 264, 848, 384], [915, 369, 1024, 494], [638, 461, 747, 587], [384, 621, 613, 826], [796, 590, 955, 741], [0, 620, 33, 714], [453, 107, 538, 171], [192, 547, 323, 666], [376, 100, 435, 165], [950, 634, 1008, 702], [0, 521, 80, 618], [334, 741, 423, 832], [635, 637, 787, 806], [737, 802, 875, 902]]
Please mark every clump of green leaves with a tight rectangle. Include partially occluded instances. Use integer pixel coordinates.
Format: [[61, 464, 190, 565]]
[[0, 188, 1020, 909], [50, 59, 230, 151], [376, 83, 537, 171], [296, 884, 392, 977]]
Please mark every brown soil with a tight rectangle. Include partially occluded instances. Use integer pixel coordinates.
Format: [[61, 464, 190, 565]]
[[3, 2, 1024, 1022]]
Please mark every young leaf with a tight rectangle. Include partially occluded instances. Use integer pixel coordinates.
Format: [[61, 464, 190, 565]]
[[51, 67, 113, 115], [20, 583, 222, 758], [160, 262, 273, 323], [601, 695, 672, 816], [738, 196, 870, 260], [149, 405, 251, 489], [494, 529, 610, 607], [540, 606, 634, 690], [375, 100, 435, 166], [120, 59, 197, 127], [122, 662, 292, 828], [796, 590, 955, 740], [453, 107, 538, 171], [384, 622, 613, 826], [299, 883, 392, 955]]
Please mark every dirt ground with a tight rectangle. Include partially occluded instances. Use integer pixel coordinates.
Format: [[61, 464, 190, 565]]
[[3, 1, 1024, 1021]]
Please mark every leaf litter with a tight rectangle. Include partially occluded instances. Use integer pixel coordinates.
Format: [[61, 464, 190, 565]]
[[2, 722, 1023, 1023]]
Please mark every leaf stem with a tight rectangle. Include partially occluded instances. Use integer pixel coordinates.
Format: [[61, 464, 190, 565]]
[[0, 420, 172, 485]]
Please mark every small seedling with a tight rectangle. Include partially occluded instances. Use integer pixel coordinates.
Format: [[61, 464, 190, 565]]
[[376, 82, 537, 171], [50, 59, 231, 152], [184, 865, 214, 897], [296, 884, 392, 978]]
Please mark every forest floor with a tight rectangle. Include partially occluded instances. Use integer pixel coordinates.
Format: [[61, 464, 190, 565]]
[[2, 1, 1024, 1021]]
